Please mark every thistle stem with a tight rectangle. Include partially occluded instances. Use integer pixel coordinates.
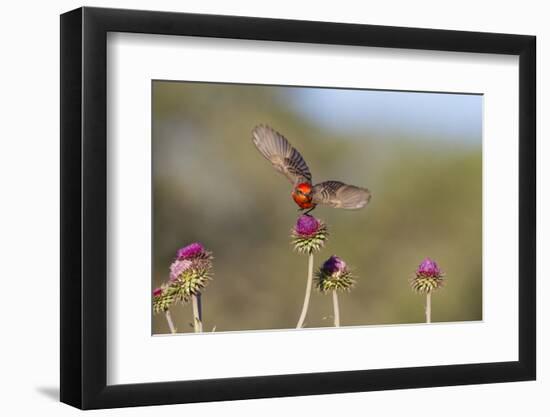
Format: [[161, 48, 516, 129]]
[[192, 294, 203, 333], [296, 252, 314, 329], [426, 292, 432, 324], [165, 310, 176, 334], [332, 290, 340, 327], [197, 293, 203, 322]]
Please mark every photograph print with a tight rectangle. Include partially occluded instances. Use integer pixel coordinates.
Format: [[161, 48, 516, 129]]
[[151, 80, 482, 335]]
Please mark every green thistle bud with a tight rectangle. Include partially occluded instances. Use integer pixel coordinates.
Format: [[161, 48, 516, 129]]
[[171, 262, 213, 298], [153, 285, 177, 314]]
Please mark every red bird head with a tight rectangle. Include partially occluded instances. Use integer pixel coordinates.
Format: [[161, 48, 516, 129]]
[[295, 182, 312, 195], [292, 182, 315, 209]]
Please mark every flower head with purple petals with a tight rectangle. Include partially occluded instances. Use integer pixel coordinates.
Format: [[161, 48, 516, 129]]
[[316, 255, 355, 293], [295, 215, 320, 237], [416, 258, 441, 278], [177, 242, 205, 260], [168, 242, 213, 294], [291, 215, 328, 254], [322, 255, 348, 276], [410, 257, 445, 294], [152, 243, 215, 315], [169, 259, 193, 282]]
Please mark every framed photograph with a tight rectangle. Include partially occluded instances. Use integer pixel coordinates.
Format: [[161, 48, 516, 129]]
[[60, 6, 536, 409]]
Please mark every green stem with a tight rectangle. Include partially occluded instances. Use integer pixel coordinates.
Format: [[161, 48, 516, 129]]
[[192, 295, 203, 333], [332, 291, 340, 327], [296, 252, 314, 329], [426, 292, 432, 324], [165, 310, 176, 334]]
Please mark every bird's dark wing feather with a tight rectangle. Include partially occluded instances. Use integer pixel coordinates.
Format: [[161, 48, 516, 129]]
[[252, 125, 312, 185], [312, 181, 371, 209]]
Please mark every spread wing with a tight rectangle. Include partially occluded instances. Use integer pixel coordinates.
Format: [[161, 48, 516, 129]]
[[312, 181, 371, 209], [252, 125, 312, 185]]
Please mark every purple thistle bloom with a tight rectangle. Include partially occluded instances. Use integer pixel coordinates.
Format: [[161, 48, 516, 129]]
[[170, 259, 193, 281], [416, 258, 442, 277], [291, 215, 328, 254], [153, 287, 163, 297], [322, 255, 347, 276], [294, 215, 320, 237], [316, 255, 355, 292], [177, 242, 205, 260]]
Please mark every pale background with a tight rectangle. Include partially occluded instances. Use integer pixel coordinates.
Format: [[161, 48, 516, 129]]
[[0, 0, 546, 416]]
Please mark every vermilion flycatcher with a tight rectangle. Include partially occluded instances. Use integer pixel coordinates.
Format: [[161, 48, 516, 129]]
[[252, 125, 371, 214]]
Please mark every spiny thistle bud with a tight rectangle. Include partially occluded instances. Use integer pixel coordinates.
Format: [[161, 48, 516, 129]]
[[153, 284, 176, 314], [153, 243, 214, 315], [291, 214, 328, 254], [170, 244, 213, 297], [316, 255, 355, 293], [410, 257, 445, 294]]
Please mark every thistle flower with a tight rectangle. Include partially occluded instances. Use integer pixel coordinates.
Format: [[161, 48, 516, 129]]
[[322, 255, 347, 275], [152, 285, 178, 332], [294, 215, 329, 329], [177, 242, 206, 260], [316, 255, 355, 293], [410, 258, 445, 324], [291, 214, 328, 254], [153, 243, 214, 333], [296, 215, 320, 235], [153, 284, 175, 314], [169, 248, 213, 299], [169, 259, 193, 282], [173, 243, 213, 333], [410, 257, 445, 294]]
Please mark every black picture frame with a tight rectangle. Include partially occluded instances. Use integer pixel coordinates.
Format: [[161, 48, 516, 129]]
[[60, 6, 536, 410]]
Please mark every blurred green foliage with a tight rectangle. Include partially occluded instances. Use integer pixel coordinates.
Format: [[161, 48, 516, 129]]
[[152, 81, 482, 334]]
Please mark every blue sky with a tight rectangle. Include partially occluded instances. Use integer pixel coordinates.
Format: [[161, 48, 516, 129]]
[[281, 87, 482, 145]]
